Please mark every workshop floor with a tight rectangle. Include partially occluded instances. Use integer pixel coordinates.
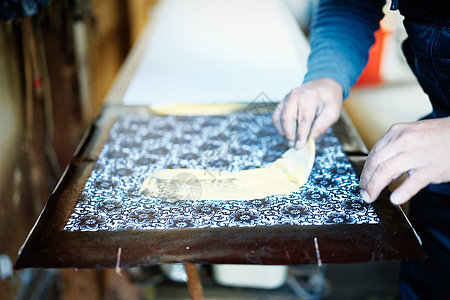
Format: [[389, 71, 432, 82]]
[[127, 261, 401, 299]]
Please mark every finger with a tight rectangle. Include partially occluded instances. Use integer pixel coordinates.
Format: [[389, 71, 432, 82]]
[[389, 170, 428, 205], [295, 99, 318, 149], [360, 138, 404, 191], [272, 95, 289, 137], [281, 96, 301, 147], [360, 152, 412, 203], [369, 123, 407, 155]]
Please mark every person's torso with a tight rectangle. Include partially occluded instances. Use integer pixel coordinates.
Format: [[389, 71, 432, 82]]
[[393, 0, 449, 22]]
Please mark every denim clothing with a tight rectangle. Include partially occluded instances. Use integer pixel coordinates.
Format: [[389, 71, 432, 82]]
[[402, 20, 450, 118], [304, 0, 449, 99], [398, 0, 449, 22], [305, 1, 449, 299], [400, 183, 450, 300], [399, 19, 450, 300]]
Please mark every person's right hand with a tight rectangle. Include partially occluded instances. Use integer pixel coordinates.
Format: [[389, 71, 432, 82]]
[[272, 78, 344, 149]]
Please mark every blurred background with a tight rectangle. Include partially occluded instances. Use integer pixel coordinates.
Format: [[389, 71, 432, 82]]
[[0, 0, 431, 299]]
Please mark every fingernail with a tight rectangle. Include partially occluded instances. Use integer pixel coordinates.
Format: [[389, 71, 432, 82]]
[[360, 190, 371, 203], [390, 193, 402, 205], [295, 140, 303, 149], [288, 140, 294, 148]]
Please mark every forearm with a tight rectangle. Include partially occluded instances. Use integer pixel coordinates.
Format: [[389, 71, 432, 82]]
[[304, 0, 386, 99]]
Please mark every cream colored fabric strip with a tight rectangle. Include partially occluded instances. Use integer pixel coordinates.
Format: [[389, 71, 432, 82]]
[[141, 139, 315, 201], [148, 102, 277, 116], [148, 103, 249, 115]]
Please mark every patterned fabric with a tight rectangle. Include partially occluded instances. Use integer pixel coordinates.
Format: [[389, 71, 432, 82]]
[[63, 112, 379, 231]]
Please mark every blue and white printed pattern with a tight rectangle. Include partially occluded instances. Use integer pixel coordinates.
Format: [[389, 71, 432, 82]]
[[63, 112, 379, 231]]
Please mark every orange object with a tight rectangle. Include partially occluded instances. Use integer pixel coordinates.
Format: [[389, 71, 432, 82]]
[[356, 27, 389, 86]]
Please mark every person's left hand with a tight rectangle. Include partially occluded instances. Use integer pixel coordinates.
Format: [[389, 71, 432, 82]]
[[360, 117, 450, 205]]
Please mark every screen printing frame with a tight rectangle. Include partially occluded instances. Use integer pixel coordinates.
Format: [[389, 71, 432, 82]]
[[15, 105, 426, 269]]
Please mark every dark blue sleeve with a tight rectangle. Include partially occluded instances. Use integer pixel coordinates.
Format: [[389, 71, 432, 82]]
[[1, 0, 50, 22], [303, 0, 386, 99]]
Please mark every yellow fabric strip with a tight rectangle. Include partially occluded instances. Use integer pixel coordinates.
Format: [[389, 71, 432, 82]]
[[140, 139, 315, 201], [148, 103, 249, 115], [148, 102, 276, 116]]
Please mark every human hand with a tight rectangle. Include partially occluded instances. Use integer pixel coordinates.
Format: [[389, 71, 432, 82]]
[[360, 117, 450, 205], [272, 78, 343, 149]]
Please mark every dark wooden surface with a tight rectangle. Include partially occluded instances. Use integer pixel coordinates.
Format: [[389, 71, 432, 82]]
[[15, 105, 426, 269]]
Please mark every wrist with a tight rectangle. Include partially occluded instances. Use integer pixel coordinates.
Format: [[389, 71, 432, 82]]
[[304, 77, 344, 103]]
